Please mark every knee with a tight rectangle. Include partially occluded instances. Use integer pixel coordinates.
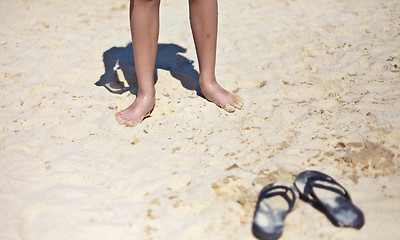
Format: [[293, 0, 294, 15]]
[[131, 0, 160, 11]]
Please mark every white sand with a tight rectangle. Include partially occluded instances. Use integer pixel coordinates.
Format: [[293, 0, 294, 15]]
[[1, 0, 399, 239]]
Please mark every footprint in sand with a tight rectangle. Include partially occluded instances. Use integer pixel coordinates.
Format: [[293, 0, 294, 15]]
[[335, 140, 397, 176]]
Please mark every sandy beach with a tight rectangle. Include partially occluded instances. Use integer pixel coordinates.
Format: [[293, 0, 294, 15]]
[[1, 0, 399, 239]]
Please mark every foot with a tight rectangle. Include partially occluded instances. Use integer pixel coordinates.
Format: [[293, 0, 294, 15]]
[[115, 94, 155, 127], [199, 77, 243, 112]]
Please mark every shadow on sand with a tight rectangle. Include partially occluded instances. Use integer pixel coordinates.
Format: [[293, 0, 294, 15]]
[[96, 43, 200, 96]]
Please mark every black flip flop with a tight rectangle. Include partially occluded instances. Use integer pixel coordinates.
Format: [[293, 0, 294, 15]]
[[252, 183, 298, 240], [294, 170, 365, 229]]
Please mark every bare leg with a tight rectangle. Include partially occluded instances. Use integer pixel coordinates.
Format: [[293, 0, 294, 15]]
[[188, 0, 243, 112], [115, 0, 160, 127]]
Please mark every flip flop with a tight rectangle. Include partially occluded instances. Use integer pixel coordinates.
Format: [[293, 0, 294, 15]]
[[294, 170, 365, 229], [252, 183, 298, 240]]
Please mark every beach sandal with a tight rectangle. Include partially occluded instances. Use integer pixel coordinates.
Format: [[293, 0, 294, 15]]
[[294, 170, 365, 229], [252, 183, 298, 240]]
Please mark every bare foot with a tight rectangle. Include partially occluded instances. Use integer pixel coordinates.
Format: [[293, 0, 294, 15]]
[[200, 79, 243, 113], [115, 94, 155, 127]]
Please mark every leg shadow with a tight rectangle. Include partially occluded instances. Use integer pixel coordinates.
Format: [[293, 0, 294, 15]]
[[96, 43, 200, 95]]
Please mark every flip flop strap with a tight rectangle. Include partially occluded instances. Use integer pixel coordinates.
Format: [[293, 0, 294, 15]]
[[259, 185, 296, 210], [304, 176, 351, 204]]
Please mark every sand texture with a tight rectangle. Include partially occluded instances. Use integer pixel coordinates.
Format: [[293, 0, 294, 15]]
[[1, 0, 400, 239]]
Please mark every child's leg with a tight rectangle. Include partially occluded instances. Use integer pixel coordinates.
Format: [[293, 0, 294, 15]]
[[116, 0, 160, 127], [188, 0, 243, 112]]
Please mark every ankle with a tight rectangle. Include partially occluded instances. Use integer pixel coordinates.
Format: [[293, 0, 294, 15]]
[[199, 71, 216, 83], [137, 87, 156, 99]]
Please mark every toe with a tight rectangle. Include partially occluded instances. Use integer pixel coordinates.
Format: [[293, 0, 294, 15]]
[[125, 119, 139, 128], [115, 112, 128, 125], [219, 103, 236, 113], [231, 94, 244, 110]]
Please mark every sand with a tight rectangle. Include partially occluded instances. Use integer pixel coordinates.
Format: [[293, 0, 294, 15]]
[[1, 0, 399, 239]]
